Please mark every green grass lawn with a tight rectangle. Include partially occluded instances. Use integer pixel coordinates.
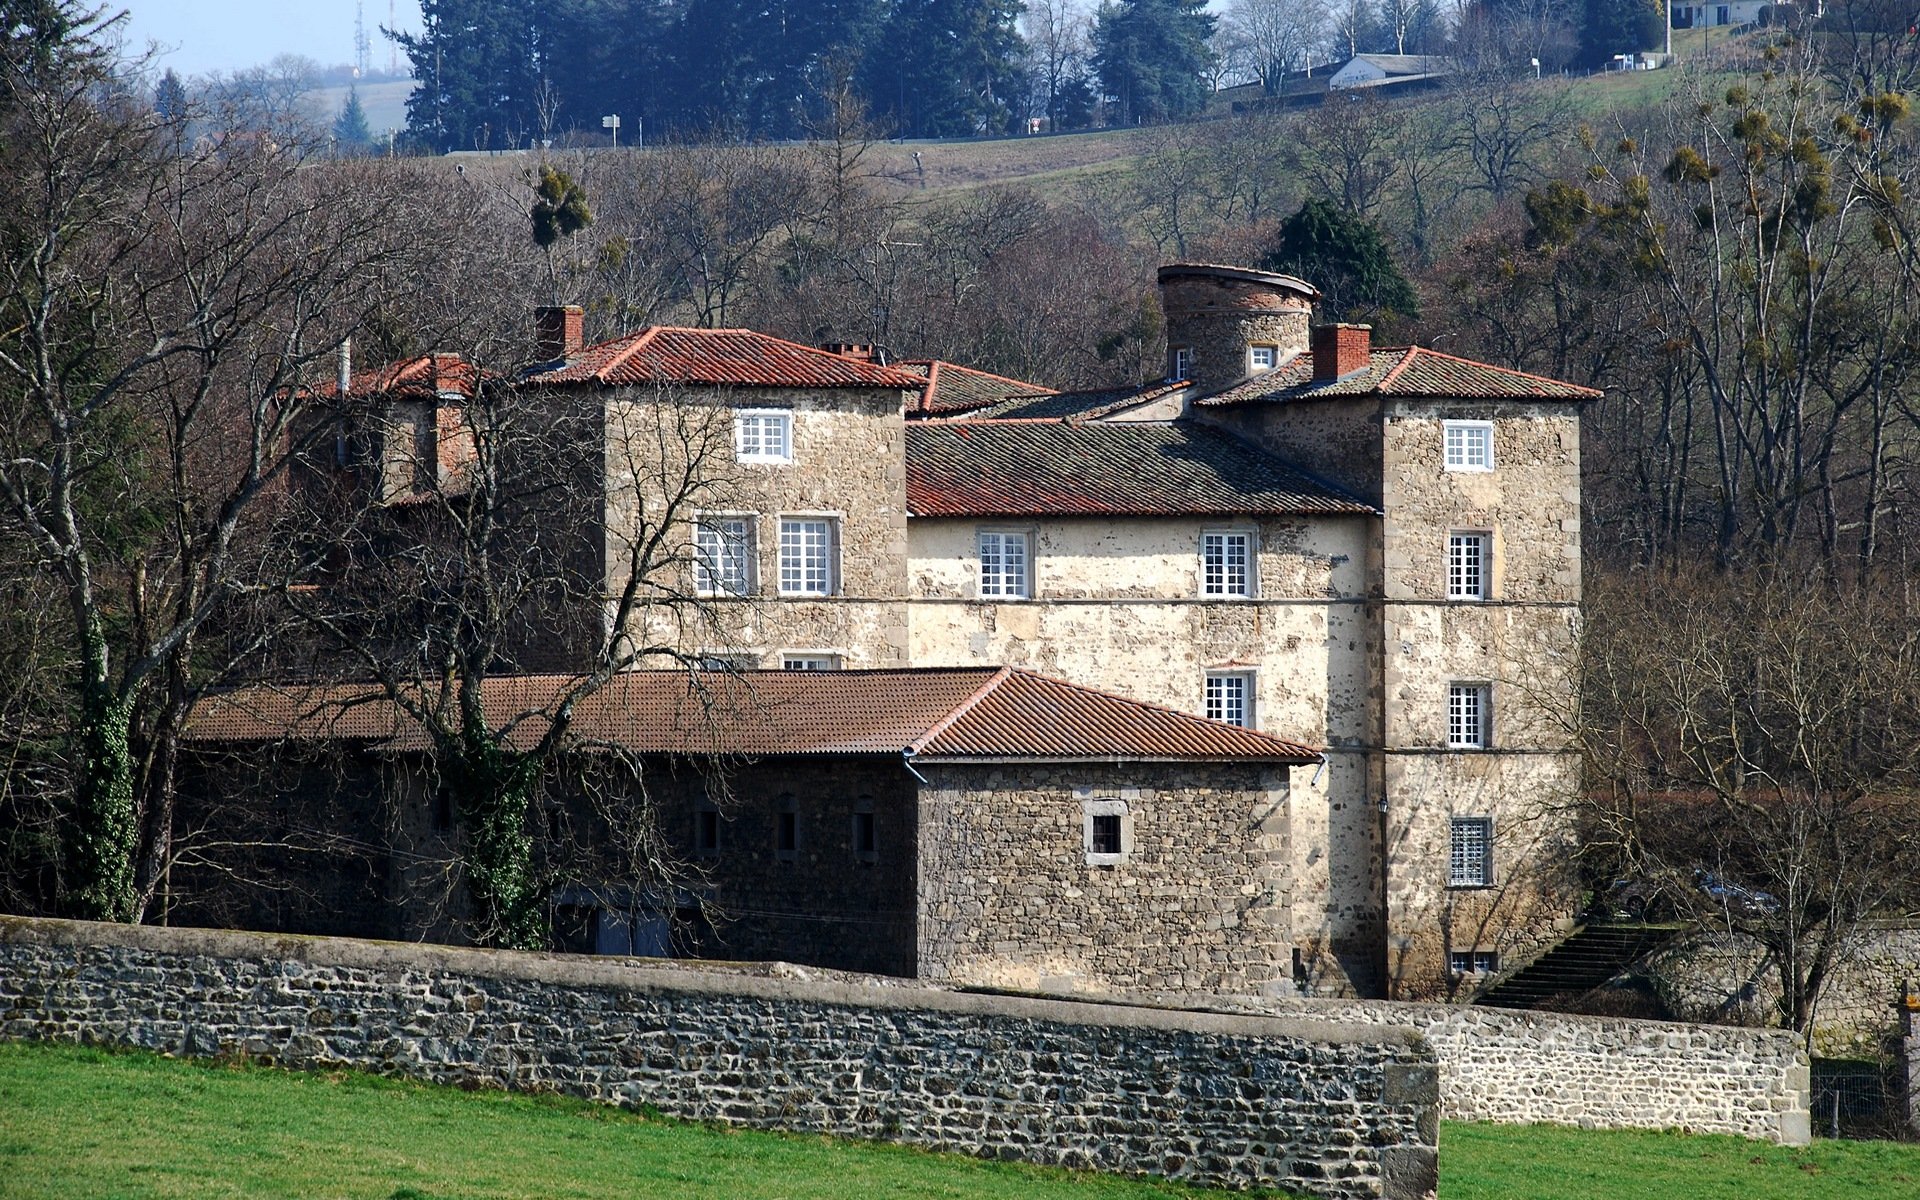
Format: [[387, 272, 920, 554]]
[[4, 1040, 1919, 1199]]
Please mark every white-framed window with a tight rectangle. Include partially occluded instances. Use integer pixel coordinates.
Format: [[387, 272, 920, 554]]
[[1202, 530, 1254, 598], [1449, 949, 1499, 975], [778, 516, 838, 596], [978, 530, 1031, 599], [1170, 345, 1193, 380], [1249, 344, 1278, 372], [1447, 683, 1490, 748], [1449, 817, 1494, 888], [696, 652, 757, 671], [1205, 671, 1256, 728], [781, 652, 841, 671], [734, 409, 793, 464], [1082, 797, 1130, 866], [693, 515, 754, 596], [1443, 420, 1494, 472], [1447, 532, 1489, 601]]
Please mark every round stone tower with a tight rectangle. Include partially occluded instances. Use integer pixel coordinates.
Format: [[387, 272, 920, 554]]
[[1156, 263, 1318, 393]]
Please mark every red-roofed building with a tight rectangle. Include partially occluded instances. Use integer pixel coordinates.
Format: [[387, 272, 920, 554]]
[[196, 264, 1595, 1005]]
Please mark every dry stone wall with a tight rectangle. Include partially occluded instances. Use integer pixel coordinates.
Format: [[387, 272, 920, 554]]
[[1164, 991, 1810, 1145], [0, 917, 1439, 1200]]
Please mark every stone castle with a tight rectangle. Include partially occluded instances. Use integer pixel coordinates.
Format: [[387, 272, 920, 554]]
[[185, 262, 1597, 1004]]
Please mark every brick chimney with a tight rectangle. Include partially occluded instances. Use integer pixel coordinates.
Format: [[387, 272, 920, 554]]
[[534, 304, 585, 363], [821, 342, 882, 364], [1312, 323, 1371, 381]]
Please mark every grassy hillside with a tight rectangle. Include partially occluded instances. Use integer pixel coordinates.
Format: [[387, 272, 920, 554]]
[[307, 79, 416, 138], [6, 1041, 1920, 1199]]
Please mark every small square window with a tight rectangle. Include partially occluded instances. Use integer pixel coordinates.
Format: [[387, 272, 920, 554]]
[[978, 530, 1031, 599], [1170, 345, 1193, 380], [694, 516, 754, 596], [781, 653, 841, 671], [778, 517, 838, 596], [735, 410, 793, 463], [1249, 345, 1278, 372], [1447, 532, 1488, 601], [1082, 798, 1129, 865], [1202, 531, 1253, 597], [1443, 420, 1494, 471], [1449, 816, 1494, 888], [1450, 950, 1499, 976], [1206, 671, 1256, 728]]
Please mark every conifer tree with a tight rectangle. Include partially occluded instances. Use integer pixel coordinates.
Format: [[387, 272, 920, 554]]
[[1091, 0, 1215, 126]]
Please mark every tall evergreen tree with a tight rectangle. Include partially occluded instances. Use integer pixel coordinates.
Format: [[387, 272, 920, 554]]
[[395, 0, 541, 152], [334, 87, 374, 150], [153, 68, 187, 121], [1261, 198, 1419, 320], [1091, 0, 1214, 126], [860, 0, 1025, 138]]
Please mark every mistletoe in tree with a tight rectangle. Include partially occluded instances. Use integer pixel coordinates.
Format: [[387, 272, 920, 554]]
[[530, 164, 592, 299]]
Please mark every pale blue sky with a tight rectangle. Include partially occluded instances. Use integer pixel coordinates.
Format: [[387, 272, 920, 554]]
[[121, 0, 424, 77]]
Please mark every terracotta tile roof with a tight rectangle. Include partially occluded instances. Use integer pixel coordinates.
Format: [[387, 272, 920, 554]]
[[185, 668, 1319, 763], [523, 327, 927, 391], [323, 354, 484, 401], [895, 360, 1055, 416], [905, 420, 1374, 517], [1198, 346, 1599, 406], [961, 380, 1188, 421]]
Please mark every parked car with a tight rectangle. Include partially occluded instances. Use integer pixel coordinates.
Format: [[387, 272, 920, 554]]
[[1692, 869, 1780, 917], [1593, 870, 1780, 922]]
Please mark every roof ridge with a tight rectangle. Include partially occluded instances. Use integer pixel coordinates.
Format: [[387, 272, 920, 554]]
[[1375, 346, 1418, 390], [918, 359, 942, 413], [728, 327, 926, 387], [908, 665, 1014, 754], [1390, 344, 1603, 397], [1002, 668, 1322, 760], [594, 326, 661, 384]]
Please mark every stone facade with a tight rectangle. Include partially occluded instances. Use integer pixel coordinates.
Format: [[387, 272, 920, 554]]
[[915, 761, 1294, 994], [600, 385, 914, 669], [0, 918, 1441, 1200]]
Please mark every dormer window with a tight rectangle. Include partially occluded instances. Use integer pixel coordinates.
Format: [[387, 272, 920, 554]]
[[1249, 345, 1278, 373], [735, 410, 792, 464]]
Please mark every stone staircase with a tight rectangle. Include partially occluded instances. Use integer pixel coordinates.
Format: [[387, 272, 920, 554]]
[[1473, 923, 1685, 1010]]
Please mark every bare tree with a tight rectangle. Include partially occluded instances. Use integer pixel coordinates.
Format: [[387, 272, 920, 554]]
[[1221, 0, 1332, 94], [1023, 0, 1092, 125], [0, 9, 443, 923], [1578, 568, 1920, 1038]]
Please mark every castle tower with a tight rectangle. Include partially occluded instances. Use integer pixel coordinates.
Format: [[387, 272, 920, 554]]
[[1156, 263, 1317, 392]]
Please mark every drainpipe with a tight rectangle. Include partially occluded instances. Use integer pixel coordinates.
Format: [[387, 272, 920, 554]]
[[900, 745, 929, 785]]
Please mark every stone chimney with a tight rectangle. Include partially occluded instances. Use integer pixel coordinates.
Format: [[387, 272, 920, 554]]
[[1311, 323, 1372, 381], [534, 304, 585, 363], [1156, 263, 1318, 393], [821, 342, 880, 364]]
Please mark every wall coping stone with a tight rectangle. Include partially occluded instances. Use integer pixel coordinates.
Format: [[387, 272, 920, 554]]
[[0, 915, 1419, 1050]]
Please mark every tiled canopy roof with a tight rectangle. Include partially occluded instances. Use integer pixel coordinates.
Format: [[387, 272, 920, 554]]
[[323, 354, 484, 401], [1199, 347, 1600, 406], [524, 327, 927, 391], [906, 420, 1374, 517], [896, 360, 1055, 416], [185, 668, 1320, 763]]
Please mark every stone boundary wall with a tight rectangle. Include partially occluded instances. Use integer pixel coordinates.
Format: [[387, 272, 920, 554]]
[[0, 918, 1439, 1200], [1157, 991, 1810, 1145]]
